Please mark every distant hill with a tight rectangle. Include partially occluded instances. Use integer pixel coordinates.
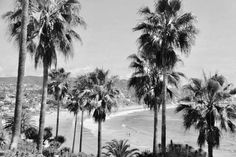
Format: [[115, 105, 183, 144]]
[[0, 76, 43, 86], [0, 76, 136, 102]]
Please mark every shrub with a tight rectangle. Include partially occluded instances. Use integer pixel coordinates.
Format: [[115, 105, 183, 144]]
[[53, 136, 66, 144], [138, 140, 206, 157], [0, 131, 10, 150]]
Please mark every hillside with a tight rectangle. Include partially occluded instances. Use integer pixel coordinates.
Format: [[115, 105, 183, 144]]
[[0, 76, 43, 86], [0, 76, 137, 105]]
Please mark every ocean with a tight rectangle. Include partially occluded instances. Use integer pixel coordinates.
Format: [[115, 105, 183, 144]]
[[43, 107, 236, 157]]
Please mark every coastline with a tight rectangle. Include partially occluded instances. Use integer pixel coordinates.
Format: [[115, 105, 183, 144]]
[[31, 103, 178, 154]]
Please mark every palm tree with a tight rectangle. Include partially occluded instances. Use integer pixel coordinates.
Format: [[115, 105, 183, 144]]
[[67, 95, 79, 153], [67, 75, 92, 153], [3, 0, 29, 149], [48, 68, 70, 137], [176, 73, 236, 157], [4, 0, 85, 152], [88, 68, 119, 157], [102, 139, 139, 157], [73, 75, 93, 153], [128, 53, 184, 155], [133, 0, 197, 155], [21, 0, 84, 152]]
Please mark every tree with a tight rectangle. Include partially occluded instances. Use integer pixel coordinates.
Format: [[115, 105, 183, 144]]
[[88, 68, 119, 157], [67, 74, 92, 153], [23, 0, 84, 153], [48, 68, 70, 137], [102, 139, 139, 157], [133, 0, 197, 155], [128, 53, 184, 155], [4, 0, 85, 152], [3, 0, 29, 149], [176, 73, 236, 157]]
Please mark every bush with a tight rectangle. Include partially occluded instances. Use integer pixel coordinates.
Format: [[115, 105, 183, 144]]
[[53, 136, 66, 144], [4, 150, 44, 157], [138, 140, 206, 157], [3, 140, 41, 157], [0, 131, 10, 150]]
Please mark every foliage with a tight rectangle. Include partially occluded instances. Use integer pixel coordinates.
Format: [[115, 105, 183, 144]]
[[4, 140, 41, 157], [43, 127, 53, 142], [137, 141, 206, 157], [48, 68, 70, 102], [134, 0, 198, 69], [177, 73, 236, 156], [3, 112, 37, 134], [25, 127, 38, 142], [102, 139, 139, 157], [88, 68, 120, 122], [128, 53, 184, 109], [0, 131, 10, 150], [53, 135, 66, 144], [3, 0, 86, 67], [67, 74, 93, 115]]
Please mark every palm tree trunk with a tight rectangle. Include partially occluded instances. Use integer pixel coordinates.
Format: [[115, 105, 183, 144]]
[[153, 104, 158, 155], [97, 120, 102, 157], [79, 110, 84, 152], [208, 143, 213, 157], [161, 68, 167, 157], [0, 114, 2, 131], [37, 62, 49, 153], [72, 112, 78, 153], [55, 98, 60, 137], [10, 0, 28, 150]]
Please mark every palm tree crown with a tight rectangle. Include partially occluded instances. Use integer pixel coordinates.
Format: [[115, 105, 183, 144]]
[[103, 139, 139, 157], [176, 73, 236, 157], [48, 68, 70, 101], [134, 0, 198, 68], [89, 68, 119, 122], [4, 0, 86, 66]]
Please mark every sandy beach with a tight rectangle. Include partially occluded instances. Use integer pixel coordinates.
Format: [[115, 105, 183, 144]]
[[32, 104, 236, 157]]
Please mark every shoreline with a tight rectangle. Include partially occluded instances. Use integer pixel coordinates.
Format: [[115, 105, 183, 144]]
[[32, 103, 178, 135], [83, 103, 178, 136]]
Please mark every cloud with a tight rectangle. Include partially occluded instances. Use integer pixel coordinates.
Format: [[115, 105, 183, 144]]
[[70, 66, 94, 77]]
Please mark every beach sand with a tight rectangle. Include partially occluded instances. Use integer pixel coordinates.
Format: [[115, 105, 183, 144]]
[[33, 105, 236, 157]]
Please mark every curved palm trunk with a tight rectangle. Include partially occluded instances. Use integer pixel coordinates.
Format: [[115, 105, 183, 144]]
[[161, 68, 167, 157], [79, 110, 84, 152], [97, 120, 102, 157], [72, 112, 78, 153], [153, 104, 158, 155], [37, 62, 49, 153], [10, 0, 29, 150], [55, 99, 60, 137]]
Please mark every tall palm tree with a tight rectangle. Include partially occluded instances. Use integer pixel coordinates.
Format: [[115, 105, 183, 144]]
[[26, 0, 84, 152], [176, 73, 236, 157], [133, 0, 197, 155], [67, 94, 79, 153], [128, 53, 184, 155], [4, 0, 85, 152], [48, 68, 70, 137], [3, 0, 29, 149], [102, 139, 139, 157], [73, 75, 93, 153], [67, 74, 92, 153], [88, 68, 119, 157]]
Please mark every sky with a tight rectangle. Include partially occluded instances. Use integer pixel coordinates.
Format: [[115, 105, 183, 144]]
[[0, 0, 236, 84]]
